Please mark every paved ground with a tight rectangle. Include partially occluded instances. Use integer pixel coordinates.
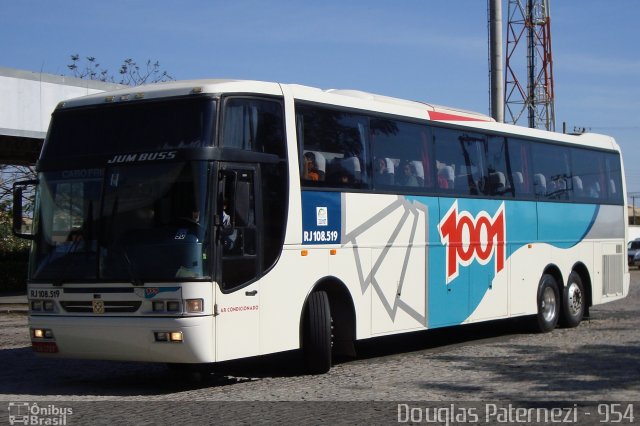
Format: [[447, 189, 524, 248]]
[[0, 273, 638, 424], [0, 292, 27, 315]]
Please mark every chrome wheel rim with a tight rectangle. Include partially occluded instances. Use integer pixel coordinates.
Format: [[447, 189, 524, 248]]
[[541, 286, 556, 322], [566, 282, 583, 317]]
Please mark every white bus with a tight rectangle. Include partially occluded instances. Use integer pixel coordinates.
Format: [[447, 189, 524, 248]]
[[14, 79, 629, 374]]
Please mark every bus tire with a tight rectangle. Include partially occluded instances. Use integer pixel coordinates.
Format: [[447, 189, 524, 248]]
[[534, 274, 560, 333], [303, 291, 332, 374], [560, 271, 585, 328]]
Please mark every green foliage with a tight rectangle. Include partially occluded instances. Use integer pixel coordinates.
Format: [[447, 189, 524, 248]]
[[0, 206, 29, 293], [0, 204, 30, 253]]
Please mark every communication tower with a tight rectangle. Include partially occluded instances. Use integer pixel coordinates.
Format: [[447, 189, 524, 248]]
[[504, 0, 556, 131]]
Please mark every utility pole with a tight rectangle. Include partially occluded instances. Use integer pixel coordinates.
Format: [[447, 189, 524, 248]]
[[488, 0, 504, 122], [504, 0, 556, 131]]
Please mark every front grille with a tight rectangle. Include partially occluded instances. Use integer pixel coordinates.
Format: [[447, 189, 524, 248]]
[[60, 301, 141, 313]]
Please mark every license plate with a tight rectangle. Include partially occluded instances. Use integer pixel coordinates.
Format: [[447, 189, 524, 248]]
[[29, 288, 63, 299], [32, 341, 59, 353]]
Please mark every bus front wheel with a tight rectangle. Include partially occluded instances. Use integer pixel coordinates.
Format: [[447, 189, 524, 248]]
[[303, 290, 332, 374], [560, 271, 585, 328], [534, 274, 560, 333]]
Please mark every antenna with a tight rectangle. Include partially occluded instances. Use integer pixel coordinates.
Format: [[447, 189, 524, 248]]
[[504, 0, 556, 131]]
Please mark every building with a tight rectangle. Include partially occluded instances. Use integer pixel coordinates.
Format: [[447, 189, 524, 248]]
[[0, 66, 123, 165]]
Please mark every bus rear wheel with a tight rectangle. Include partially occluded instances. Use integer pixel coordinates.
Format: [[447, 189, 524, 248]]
[[303, 290, 332, 374], [560, 271, 585, 328], [534, 274, 560, 333]]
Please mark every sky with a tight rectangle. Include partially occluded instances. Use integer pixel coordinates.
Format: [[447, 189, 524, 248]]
[[2, 0, 639, 192]]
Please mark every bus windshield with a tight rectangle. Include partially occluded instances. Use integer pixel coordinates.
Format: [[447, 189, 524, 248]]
[[31, 161, 211, 283], [43, 97, 215, 159]]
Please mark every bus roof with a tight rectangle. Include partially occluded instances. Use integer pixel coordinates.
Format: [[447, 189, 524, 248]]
[[57, 78, 620, 153]]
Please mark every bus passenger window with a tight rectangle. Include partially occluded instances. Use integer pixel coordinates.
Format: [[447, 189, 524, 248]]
[[531, 143, 570, 200], [433, 128, 485, 196], [296, 103, 369, 189], [370, 118, 432, 192], [485, 136, 512, 197], [222, 98, 285, 157]]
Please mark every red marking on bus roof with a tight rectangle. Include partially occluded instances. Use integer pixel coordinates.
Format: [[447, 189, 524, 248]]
[[428, 111, 490, 122]]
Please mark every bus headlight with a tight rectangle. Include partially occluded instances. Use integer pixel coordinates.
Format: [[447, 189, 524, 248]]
[[169, 332, 183, 342], [185, 299, 203, 313], [154, 331, 183, 343]]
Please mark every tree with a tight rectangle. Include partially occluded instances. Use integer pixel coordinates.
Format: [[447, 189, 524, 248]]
[[67, 54, 174, 86], [0, 165, 35, 211], [0, 202, 30, 253]]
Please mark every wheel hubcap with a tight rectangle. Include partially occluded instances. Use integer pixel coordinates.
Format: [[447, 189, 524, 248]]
[[567, 283, 583, 316], [541, 286, 556, 322]]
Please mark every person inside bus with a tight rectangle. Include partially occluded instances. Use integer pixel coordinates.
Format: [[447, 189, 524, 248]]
[[222, 199, 231, 227], [303, 152, 320, 181], [220, 198, 238, 253], [401, 160, 419, 187], [437, 165, 455, 189], [374, 157, 394, 186]]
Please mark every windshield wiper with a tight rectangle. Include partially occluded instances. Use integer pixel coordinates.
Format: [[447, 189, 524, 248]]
[[121, 249, 144, 286]]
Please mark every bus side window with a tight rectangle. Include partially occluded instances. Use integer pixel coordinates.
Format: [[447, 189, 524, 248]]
[[296, 103, 368, 189], [371, 118, 431, 192], [434, 128, 485, 196], [222, 97, 285, 158]]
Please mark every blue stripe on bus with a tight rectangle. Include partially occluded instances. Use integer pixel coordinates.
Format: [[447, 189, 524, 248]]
[[406, 197, 598, 327], [537, 202, 599, 249], [302, 191, 599, 328]]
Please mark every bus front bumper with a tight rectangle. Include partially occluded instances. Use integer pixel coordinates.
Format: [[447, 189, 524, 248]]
[[29, 315, 215, 364]]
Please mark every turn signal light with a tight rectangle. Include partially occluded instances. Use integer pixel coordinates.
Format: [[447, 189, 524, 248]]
[[186, 299, 203, 313]]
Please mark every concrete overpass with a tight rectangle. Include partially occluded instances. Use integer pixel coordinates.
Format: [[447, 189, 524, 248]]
[[0, 67, 124, 165]]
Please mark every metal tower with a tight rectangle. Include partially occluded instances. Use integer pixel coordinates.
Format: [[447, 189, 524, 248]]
[[504, 0, 556, 131]]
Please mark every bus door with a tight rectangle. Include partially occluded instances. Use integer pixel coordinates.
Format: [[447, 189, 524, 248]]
[[214, 164, 262, 361]]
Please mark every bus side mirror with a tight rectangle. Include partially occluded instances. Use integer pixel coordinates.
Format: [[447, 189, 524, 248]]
[[12, 180, 38, 240]]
